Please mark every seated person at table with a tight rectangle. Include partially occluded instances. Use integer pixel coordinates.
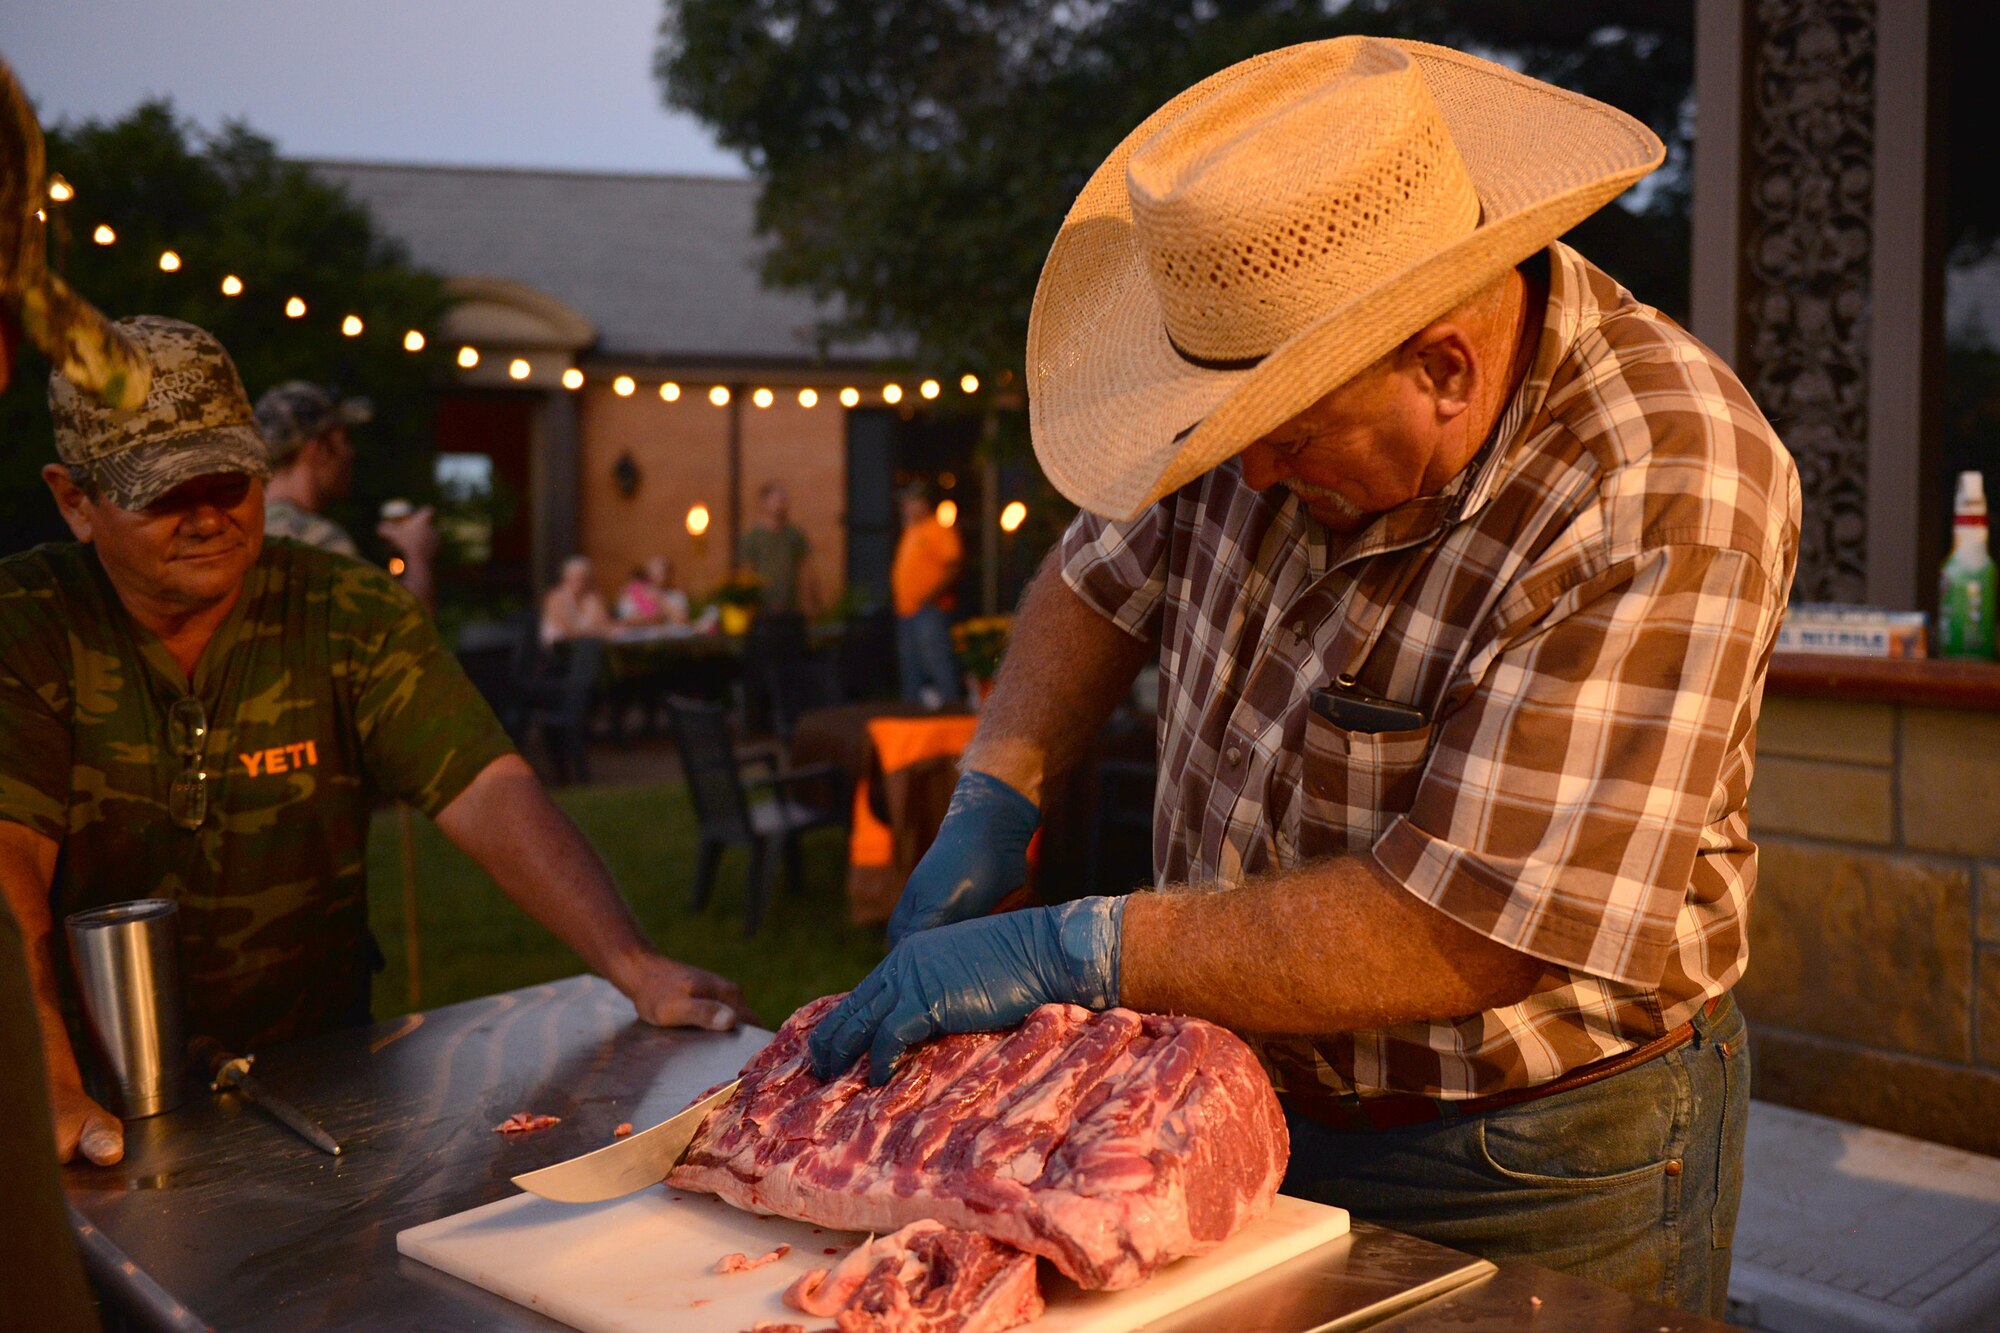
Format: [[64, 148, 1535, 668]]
[[540, 554, 614, 645], [0, 318, 753, 1169], [617, 556, 690, 627]]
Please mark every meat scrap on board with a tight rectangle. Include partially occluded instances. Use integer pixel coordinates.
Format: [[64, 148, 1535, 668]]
[[670, 996, 1288, 1291], [786, 1220, 1042, 1333], [492, 1112, 561, 1134], [715, 1243, 792, 1274]]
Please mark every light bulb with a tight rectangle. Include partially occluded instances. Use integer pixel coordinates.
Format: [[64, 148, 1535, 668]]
[[919, 378, 940, 400], [960, 373, 979, 393], [403, 330, 426, 352], [157, 250, 181, 272], [660, 381, 681, 402], [686, 504, 711, 537], [882, 383, 903, 405], [342, 315, 364, 337], [47, 176, 74, 203], [936, 500, 958, 528], [1000, 501, 1028, 533], [285, 296, 307, 319], [220, 274, 244, 296], [709, 385, 730, 407], [839, 387, 860, 408], [752, 387, 774, 408], [798, 388, 818, 408], [92, 224, 116, 245], [457, 346, 479, 369], [562, 368, 584, 390], [613, 375, 636, 397], [509, 358, 531, 380]]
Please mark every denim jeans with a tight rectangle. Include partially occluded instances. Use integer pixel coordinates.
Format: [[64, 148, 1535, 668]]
[[1282, 992, 1749, 1318], [897, 607, 961, 705]]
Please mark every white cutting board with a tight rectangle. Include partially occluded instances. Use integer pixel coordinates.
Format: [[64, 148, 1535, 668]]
[[399, 1188, 1348, 1333]]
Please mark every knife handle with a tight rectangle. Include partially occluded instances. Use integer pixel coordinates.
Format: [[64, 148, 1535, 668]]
[[189, 1034, 232, 1076]]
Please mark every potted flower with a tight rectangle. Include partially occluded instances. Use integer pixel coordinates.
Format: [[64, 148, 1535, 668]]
[[711, 572, 763, 636], [951, 615, 1012, 704]]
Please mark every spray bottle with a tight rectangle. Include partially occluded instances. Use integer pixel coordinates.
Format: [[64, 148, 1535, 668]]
[[1938, 470, 1996, 660]]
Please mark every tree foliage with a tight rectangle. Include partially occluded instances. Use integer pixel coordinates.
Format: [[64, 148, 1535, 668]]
[[656, 0, 1693, 377], [1, 102, 449, 552]]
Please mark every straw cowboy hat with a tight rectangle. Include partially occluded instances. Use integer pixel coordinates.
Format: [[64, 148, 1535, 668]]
[[1027, 37, 1664, 520]]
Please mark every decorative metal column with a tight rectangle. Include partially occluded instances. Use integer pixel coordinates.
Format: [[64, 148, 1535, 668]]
[[1693, 0, 1943, 608]]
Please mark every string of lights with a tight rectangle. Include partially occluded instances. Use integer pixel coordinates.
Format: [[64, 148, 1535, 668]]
[[41, 174, 993, 412]]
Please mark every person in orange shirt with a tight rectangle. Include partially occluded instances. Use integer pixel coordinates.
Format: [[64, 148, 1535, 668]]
[[890, 483, 964, 707]]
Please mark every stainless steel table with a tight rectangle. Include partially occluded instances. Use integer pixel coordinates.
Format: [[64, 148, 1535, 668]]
[[65, 976, 1737, 1331]]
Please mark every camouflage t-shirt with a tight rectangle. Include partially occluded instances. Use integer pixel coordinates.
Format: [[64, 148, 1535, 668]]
[[0, 538, 515, 1049], [263, 496, 359, 558]]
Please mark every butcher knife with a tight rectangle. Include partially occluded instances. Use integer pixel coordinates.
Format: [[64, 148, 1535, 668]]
[[511, 1079, 741, 1203]]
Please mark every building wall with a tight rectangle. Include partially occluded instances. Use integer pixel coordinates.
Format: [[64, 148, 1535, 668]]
[[572, 383, 847, 608], [1739, 693, 2000, 1155]]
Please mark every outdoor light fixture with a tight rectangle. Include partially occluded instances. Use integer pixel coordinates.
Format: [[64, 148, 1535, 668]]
[[157, 250, 181, 273], [404, 330, 426, 352], [509, 358, 531, 380], [457, 346, 479, 368], [220, 274, 243, 296], [613, 375, 636, 397], [343, 315, 365, 337], [47, 175, 74, 202], [285, 297, 307, 319], [92, 224, 115, 245], [798, 388, 819, 408], [686, 504, 711, 537], [660, 381, 681, 402], [839, 387, 860, 408], [612, 451, 641, 498], [753, 387, 774, 408], [882, 383, 904, 405], [562, 368, 584, 390], [1000, 501, 1028, 533], [960, 373, 979, 393], [920, 379, 940, 400], [34, 208, 44, 222], [936, 499, 959, 528], [387, 557, 407, 577], [709, 385, 730, 407]]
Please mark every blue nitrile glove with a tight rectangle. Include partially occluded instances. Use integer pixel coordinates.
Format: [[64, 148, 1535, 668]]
[[808, 895, 1126, 1086], [886, 770, 1041, 947]]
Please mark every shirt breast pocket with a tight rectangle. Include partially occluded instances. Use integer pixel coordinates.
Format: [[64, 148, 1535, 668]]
[[1299, 711, 1436, 857]]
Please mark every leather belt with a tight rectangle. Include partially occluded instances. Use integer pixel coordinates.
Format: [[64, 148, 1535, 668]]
[[1283, 996, 1723, 1134]]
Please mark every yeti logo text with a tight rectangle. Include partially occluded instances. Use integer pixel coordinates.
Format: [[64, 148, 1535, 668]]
[[240, 742, 320, 776]]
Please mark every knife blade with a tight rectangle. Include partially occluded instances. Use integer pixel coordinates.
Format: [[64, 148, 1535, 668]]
[[189, 1035, 344, 1156], [511, 1079, 741, 1203]]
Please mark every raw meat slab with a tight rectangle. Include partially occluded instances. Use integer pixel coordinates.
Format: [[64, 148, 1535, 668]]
[[396, 1188, 1348, 1333], [671, 999, 1289, 1290]]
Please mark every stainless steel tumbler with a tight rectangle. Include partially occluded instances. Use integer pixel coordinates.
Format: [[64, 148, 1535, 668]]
[[64, 899, 186, 1118]]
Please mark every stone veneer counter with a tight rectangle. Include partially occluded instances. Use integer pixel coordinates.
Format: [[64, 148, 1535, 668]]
[[1741, 654, 2000, 1157]]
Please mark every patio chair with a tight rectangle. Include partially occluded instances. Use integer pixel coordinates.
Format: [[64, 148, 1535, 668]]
[[522, 636, 602, 786], [664, 696, 843, 934]]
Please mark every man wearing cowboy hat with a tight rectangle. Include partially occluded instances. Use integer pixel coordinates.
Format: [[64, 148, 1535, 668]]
[[809, 39, 1799, 1315], [0, 317, 754, 1170]]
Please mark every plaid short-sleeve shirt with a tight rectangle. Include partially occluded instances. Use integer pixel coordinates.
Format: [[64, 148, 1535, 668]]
[[1060, 242, 1800, 1100]]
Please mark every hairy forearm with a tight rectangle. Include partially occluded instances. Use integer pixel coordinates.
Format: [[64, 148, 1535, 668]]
[[961, 553, 1154, 806], [0, 825, 83, 1092], [435, 756, 653, 987], [1119, 854, 1543, 1033]]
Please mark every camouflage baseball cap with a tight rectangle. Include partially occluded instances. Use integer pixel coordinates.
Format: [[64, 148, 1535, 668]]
[[48, 316, 272, 511], [253, 380, 373, 464]]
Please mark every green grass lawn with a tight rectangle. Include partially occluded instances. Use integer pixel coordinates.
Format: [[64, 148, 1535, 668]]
[[364, 781, 886, 1027]]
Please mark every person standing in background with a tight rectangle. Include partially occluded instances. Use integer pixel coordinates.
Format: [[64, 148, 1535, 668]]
[[891, 482, 963, 707], [737, 481, 821, 616], [256, 380, 440, 613]]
